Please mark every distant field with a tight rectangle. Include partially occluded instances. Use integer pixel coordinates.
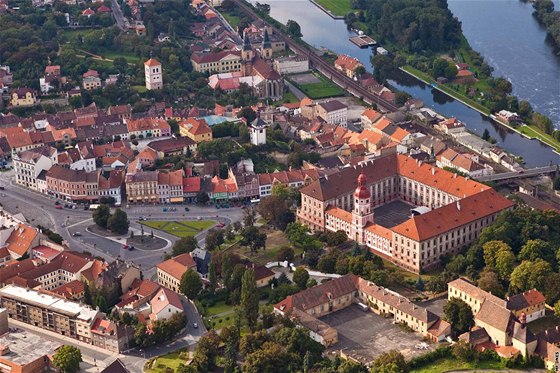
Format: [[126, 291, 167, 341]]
[[290, 72, 345, 99], [313, 0, 352, 16], [140, 220, 215, 238]]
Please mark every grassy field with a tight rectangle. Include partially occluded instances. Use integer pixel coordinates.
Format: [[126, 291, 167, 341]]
[[98, 50, 141, 64], [223, 229, 299, 266], [313, 0, 352, 16], [222, 11, 241, 28], [206, 300, 232, 316], [411, 357, 507, 373], [291, 73, 345, 99], [140, 220, 215, 238], [518, 124, 560, 152], [145, 350, 190, 373]]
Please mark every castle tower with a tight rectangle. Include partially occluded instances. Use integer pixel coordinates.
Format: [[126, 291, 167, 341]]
[[261, 29, 273, 60], [144, 56, 163, 90], [352, 172, 374, 243]]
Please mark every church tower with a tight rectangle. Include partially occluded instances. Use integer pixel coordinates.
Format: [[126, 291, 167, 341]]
[[241, 32, 254, 75], [144, 54, 163, 90], [352, 172, 374, 243], [261, 29, 273, 60]]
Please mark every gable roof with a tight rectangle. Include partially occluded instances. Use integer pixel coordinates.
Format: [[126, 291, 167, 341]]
[[506, 289, 546, 311], [150, 287, 183, 315], [6, 224, 38, 257]]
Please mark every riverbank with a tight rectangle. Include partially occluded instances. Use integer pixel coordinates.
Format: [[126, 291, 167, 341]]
[[308, 0, 348, 18], [399, 65, 560, 153]]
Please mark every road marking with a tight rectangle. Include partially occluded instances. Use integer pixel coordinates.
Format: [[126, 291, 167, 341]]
[[66, 218, 93, 229]]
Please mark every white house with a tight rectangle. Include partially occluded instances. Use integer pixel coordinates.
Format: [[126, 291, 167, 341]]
[[149, 287, 184, 321]]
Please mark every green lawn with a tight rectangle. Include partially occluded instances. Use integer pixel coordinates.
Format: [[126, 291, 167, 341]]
[[145, 350, 190, 373], [222, 11, 241, 28], [411, 357, 507, 373], [291, 73, 345, 99], [313, 0, 352, 16], [206, 300, 233, 316], [140, 220, 215, 238], [132, 85, 148, 93], [99, 50, 141, 64], [518, 124, 560, 152]]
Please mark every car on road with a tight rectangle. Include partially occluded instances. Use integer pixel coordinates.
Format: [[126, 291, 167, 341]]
[[54, 201, 60, 205], [163, 207, 168, 212], [129, 246, 135, 251], [184, 207, 190, 211], [72, 232, 82, 237], [216, 223, 225, 228], [122, 244, 129, 250], [193, 323, 198, 329], [0, 186, 4, 190], [138, 217, 145, 221], [55, 205, 63, 209]]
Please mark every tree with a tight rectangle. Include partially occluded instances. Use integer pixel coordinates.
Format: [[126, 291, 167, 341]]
[[482, 240, 511, 269], [510, 259, 553, 292], [286, 19, 302, 37], [180, 269, 203, 299], [240, 225, 267, 254], [477, 269, 504, 297], [192, 331, 220, 372], [96, 294, 108, 313], [222, 253, 233, 286], [518, 239, 556, 263], [205, 228, 225, 251], [93, 204, 111, 229], [172, 236, 198, 256], [554, 300, 560, 317], [107, 209, 129, 234], [371, 350, 408, 373], [276, 246, 295, 262], [241, 269, 259, 330], [532, 112, 553, 134], [53, 345, 82, 373], [209, 261, 217, 293], [482, 128, 490, 141], [237, 106, 257, 123], [293, 267, 310, 290], [83, 282, 92, 306], [243, 206, 257, 227], [519, 100, 533, 117], [444, 297, 473, 335], [453, 340, 478, 362], [258, 195, 294, 229], [494, 246, 516, 280]]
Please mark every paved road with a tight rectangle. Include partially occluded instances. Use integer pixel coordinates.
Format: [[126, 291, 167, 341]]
[[111, 0, 128, 31]]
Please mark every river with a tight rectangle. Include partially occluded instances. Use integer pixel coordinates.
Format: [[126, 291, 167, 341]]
[[250, 0, 560, 167]]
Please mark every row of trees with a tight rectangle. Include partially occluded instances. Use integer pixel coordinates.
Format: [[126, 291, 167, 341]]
[[533, 0, 560, 50]]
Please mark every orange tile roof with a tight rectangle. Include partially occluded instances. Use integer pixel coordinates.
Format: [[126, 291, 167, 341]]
[[180, 118, 211, 136], [150, 287, 183, 315], [144, 58, 161, 67], [365, 223, 393, 240], [156, 253, 196, 280], [361, 108, 382, 122], [325, 206, 352, 223], [6, 224, 38, 257], [392, 189, 513, 241]]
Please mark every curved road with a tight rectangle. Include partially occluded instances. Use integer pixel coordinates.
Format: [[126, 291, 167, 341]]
[[0, 170, 243, 279]]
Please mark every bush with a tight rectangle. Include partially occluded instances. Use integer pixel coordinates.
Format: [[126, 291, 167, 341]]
[[408, 346, 452, 369]]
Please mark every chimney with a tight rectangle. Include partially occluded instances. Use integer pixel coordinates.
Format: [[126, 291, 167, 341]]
[[431, 168, 435, 175], [520, 312, 526, 328], [456, 201, 461, 211]]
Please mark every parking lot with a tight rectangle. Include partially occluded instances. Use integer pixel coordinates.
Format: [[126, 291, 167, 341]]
[[320, 305, 435, 364]]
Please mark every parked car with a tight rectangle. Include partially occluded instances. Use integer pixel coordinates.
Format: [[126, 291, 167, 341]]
[[163, 207, 168, 212], [184, 207, 190, 211], [55, 205, 63, 209], [54, 201, 60, 205], [216, 223, 225, 228], [138, 217, 145, 221], [122, 244, 129, 250], [129, 246, 135, 251], [193, 323, 198, 329], [0, 186, 5, 190], [72, 232, 82, 237]]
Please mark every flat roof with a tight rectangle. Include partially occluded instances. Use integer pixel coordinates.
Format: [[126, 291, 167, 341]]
[[0, 329, 61, 365], [0, 284, 95, 318]]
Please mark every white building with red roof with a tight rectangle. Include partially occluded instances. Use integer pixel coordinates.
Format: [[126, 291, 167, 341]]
[[144, 58, 163, 90]]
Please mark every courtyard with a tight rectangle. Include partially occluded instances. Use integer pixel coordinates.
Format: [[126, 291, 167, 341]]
[[373, 200, 415, 228], [320, 305, 435, 364]]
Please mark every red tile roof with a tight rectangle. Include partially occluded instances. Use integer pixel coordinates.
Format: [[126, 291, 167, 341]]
[[156, 253, 196, 280]]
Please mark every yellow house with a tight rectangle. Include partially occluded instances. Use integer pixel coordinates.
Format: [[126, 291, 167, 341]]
[[11, 88, 37, 107], [179, 118, 213, 143]]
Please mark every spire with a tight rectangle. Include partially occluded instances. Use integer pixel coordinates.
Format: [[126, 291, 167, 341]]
[[262, 29, 271, 49], [243, 32, 252, 51]]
